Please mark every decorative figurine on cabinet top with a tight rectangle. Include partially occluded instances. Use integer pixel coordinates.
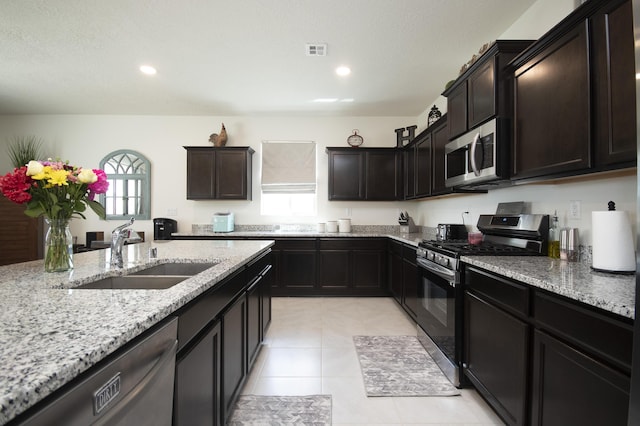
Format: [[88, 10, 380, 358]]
[[209, 123, 228, 147], [427, 105, 442, 127]]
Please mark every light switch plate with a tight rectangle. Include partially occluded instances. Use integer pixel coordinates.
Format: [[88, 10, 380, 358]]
[[569, 200, 581, 220]]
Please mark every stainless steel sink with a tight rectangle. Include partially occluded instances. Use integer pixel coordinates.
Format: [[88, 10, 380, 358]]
[[76, 262, 218, 289], [77, 275, 189, 290], [129, 262, 217, 276]]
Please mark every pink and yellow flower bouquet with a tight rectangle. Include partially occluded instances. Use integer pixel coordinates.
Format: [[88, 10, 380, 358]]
[[0, 159, 109, 271]]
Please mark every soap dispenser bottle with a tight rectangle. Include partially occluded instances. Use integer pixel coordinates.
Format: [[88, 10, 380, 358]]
[[548, 210, 560, 258]]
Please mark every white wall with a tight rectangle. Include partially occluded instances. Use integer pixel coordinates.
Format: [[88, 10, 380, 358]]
[[0, 114, 419, 243]]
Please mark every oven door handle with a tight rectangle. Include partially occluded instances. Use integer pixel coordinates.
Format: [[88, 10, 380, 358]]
[[469, 132, 481, 177], [416, 257, 457, 283]]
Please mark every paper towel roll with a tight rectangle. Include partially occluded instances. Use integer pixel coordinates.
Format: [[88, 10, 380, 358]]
[[592, 210, 635, 273]]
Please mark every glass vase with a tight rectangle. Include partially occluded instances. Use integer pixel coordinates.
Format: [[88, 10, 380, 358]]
[[44, 218, 73, 272]]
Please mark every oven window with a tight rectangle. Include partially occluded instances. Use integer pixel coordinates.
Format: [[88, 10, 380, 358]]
[[423, 282, 449, 328]]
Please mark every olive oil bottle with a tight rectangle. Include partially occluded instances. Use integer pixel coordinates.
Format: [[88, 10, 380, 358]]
[[548, 211, 560, 258]]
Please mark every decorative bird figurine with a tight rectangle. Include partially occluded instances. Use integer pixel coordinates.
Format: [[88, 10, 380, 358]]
[[217, 123, 228, 146]]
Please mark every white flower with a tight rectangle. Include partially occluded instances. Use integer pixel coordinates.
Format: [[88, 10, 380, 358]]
[[25, 160, 44, 176], [77, 169, 98, 184]]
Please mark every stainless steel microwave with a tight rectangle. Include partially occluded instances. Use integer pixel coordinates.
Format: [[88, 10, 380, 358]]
[[444, 118, 510, 189]]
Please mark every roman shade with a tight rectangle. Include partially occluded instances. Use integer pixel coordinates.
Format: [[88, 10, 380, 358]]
[[261, 141, 316, 193]]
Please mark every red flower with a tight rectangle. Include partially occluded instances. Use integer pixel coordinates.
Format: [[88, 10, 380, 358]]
[[0, 167, 33, 204]]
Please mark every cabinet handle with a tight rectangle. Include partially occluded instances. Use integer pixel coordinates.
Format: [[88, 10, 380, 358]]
[[469, 132, 481, 177]]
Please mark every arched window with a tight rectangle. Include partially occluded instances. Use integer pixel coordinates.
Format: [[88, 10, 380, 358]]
[[99, 150, 151, 220]]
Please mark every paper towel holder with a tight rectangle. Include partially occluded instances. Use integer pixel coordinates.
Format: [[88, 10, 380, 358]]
[[591, 200, 636, 274]]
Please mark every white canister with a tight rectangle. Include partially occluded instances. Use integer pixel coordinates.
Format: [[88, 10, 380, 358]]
[[326, 221, 338, 233], [317, 222, 326, 233], [338, 218, 351, 233]]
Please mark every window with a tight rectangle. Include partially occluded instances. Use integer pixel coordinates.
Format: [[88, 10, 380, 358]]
[[99, 150, 151, 220], [260, 141, 316, 216]]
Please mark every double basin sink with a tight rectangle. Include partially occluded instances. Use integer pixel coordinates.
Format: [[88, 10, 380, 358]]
[[77, 262, 218, 290]]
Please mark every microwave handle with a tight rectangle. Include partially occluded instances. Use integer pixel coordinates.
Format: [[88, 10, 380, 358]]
[[469, 132, 481, 176]]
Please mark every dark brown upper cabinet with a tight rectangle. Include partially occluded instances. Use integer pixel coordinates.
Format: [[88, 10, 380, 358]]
[[430, 116, 452, 196], [327, 147, 400, 201], [443, 41, 534, 141], [404, 131, 432, 200], [591, 0, 636, 168], [509, 0, 636, 182], [184, 146, 254, 200]]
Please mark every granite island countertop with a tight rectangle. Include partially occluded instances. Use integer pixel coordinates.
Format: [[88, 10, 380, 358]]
[[0, 239, 273, 425], [461, 255, 636, 320]]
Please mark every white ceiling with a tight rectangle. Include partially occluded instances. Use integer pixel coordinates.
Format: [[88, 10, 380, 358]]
[[0, 0, 537, 116]]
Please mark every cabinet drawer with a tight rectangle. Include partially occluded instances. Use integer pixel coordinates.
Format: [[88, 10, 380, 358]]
[[247, 250, 272, 279], [319, 238, 386, 251], [533, 291, 633, 372], [177, 269, 246, 352], [274, 239, 316, 250], [465, 266, 529, 317], [402, 245, 417, 262]]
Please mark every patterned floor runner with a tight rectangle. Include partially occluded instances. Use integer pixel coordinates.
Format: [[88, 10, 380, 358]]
[[228, 394, 332, 426], [354, 335, 461, 397]]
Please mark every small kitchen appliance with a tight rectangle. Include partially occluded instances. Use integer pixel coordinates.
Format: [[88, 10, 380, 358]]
[[213, 212, 234, 233], [444, 118, 511, 189], [153, 218, 177, 240], [416, 211, 548, 387], [436, 224, 468, 241]]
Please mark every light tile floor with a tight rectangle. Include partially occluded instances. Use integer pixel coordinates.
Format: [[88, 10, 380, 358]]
[[240, 297, 505, 425]]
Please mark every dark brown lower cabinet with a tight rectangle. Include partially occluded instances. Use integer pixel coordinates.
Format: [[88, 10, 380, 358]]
[[465, 292, 529, 426], [275, 239, 317, 295], [246, 276, 261, 369], [174, 321, 221, 426], [463, 265, 633, 426], [222, 295, 247, 424], [531, 330, 630, 426], [387, 240, 417, 320]]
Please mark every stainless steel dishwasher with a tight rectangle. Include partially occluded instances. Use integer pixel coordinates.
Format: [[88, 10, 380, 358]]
[[18, 317, 178, 426]]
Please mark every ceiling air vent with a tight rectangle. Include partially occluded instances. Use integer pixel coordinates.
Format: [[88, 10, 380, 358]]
[[305, 43, 327, 57]]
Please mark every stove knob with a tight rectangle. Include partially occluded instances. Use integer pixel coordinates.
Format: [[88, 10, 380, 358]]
[[442, 258, 450, 267], [427, 252, 435, 261]]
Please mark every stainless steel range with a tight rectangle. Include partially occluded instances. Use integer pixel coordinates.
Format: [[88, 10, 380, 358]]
[[415, 213, 549, 387]]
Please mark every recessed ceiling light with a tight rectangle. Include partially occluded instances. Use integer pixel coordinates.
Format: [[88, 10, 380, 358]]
[[335, 66, 351, 76], [139, 65, 157, 75], [313, 98, 338, 103]]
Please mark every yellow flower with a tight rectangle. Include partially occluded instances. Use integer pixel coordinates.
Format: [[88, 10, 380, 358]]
[[47, 169, 70, 186], [77, 169, 97, 184]]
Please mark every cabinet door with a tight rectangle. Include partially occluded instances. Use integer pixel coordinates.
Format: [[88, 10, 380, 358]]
[[352, 249, 386, 291], [592, 0, 636, 167], [318, 249, 350, 289], [531, 330, 630, 426], [388, 242, 403, 304], [328, 150, 363, 200], [186, 149, 215, 199], [402, 252, 418, 320], [414, 134, 432, 198], [174, 321, 221, 426], [465, 292, 529, 426], [467, 57, 495, 129], [404, 147, 416, 199], [222, 296, 246, 423], [365, 151, 399, 200], [448, 83, 468, 139], [246, 277, 262, 369], [279, 240, 317, 292], [512, 22, 591, 180], [215, 150, 250, 199], [261, 265, 272, 338], [430, 117, 450, 195]]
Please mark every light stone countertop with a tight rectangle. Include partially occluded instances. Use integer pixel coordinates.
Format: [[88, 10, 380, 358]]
[[461, 255, 636, 320], [0, 239, 273, 425]]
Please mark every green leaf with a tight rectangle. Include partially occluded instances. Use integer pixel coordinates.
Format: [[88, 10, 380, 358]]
[[88, 200, 106, 220]]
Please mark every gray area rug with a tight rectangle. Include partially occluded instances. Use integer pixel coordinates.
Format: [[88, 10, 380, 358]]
[[354, 335, 461, 397], [228, 395, 332, 426]]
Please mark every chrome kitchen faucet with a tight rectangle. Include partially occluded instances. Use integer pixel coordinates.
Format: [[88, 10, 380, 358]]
[[110, 217, 141, 268]]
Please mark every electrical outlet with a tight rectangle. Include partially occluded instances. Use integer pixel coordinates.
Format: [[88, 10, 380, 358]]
[[569, 200, 581, 220]]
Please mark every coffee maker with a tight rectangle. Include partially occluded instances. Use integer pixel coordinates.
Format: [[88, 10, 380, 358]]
[[153, 218, 177, 240]]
